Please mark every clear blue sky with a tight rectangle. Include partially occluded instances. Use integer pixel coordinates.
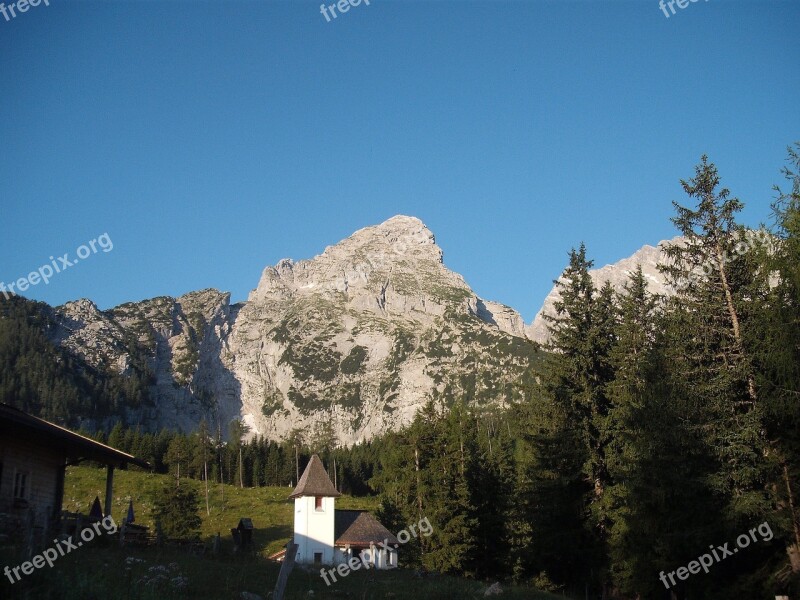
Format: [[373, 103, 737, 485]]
[[2, 0, 798, 321]]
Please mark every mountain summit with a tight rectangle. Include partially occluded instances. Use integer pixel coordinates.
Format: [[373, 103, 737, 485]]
[[222, 215, 533, 441], [48, 216, 536, 442], [526, 238, 679, 344], [24, 216, 676, 441]]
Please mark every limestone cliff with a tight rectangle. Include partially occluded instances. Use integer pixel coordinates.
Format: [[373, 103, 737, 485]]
[[50, 216, 535, 442]]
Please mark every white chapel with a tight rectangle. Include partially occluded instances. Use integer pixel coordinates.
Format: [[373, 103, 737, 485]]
[[289, 454, 399, 569]]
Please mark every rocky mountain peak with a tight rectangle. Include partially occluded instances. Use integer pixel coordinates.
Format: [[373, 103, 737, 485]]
[[320, 214, 441, 267], [42, 216, 683, 444], [526, 237, 680, 344], [59, 298, 101, 319], [249, 215, 452, 307]]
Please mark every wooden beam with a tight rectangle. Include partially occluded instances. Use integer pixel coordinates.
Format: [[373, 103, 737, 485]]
[[53, 462, 67, 533], [104, 466, 114, 517], [273, 541, 298, 600]]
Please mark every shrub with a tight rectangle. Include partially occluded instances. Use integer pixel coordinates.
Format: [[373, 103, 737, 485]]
[[152, 481, 202, 539], [340, 345, 368, 375]]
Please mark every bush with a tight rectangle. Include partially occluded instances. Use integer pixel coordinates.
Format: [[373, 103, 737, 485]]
[[340, 345, 368, 374], [152, 481, 202, 539]]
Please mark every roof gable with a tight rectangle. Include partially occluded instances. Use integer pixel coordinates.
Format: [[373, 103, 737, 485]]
[[288, 454, 341, 499], [0, 403, 149, 469], [334, 510, 400, 546]]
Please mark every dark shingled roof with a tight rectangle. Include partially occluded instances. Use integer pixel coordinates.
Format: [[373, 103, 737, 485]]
[[0, 403, 150, 469], [334, 510, 400, 547], [288, 454, 341, 499]]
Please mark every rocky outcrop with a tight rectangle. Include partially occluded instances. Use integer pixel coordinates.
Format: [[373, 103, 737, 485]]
[[225, 216, 534, 442], [526, 238, 679, 344], [50, 216, 535, 443], [46, 216, 685, 441]]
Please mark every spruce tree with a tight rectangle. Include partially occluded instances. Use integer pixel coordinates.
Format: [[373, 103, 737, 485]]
[[757, 144, 800, 575], [424, 401, 479, 576], [153, 481, 201, 539], [604, 266, 658, 595], [523, 244, 614, 593], [660, 156, 773, 525], [165, 435, 190, 485], [604, 267, 719, 597]]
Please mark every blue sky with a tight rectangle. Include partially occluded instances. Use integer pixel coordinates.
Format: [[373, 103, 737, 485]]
[[1, 0, 798, 321]]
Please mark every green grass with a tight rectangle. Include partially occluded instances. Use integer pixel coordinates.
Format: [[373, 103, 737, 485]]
[[63, 465, 378, 556], [0, 466, 570, 599], [0, 543, 566, 600]]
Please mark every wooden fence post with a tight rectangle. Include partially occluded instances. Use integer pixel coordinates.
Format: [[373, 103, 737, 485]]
[[24, 509, 35, 560], [272, 541, 298, 600]]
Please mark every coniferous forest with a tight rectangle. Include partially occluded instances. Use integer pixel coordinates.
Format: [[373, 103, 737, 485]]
[[2, 147, 799, 599]]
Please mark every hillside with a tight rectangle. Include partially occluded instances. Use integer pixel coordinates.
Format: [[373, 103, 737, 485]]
[[62, 464, 378, 556], [0, 465, 566, 600], [1, 216, 543, 442], [0, 215, 687, 442]]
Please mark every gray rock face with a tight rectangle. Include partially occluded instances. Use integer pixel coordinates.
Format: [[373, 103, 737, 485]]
[[50, 216, 535, 442], [47, 215, 682, 441], [526, 238, 679, 345], [226, 215, 534, 442]]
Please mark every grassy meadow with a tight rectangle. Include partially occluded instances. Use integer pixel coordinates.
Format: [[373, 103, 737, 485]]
[[0, 466, 567, 599], [61, 465, 378, 556]]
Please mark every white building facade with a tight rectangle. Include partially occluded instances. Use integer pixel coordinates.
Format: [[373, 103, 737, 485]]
[[289, 454, 399, 568]]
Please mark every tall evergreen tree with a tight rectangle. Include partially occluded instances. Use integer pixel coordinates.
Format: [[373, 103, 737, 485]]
[[107, 422, 126, 451], [229, 419, 250, 488], [757, 143, 800, 576], [523, 244, 615, 593], [604, 267, 719, 597], [165, 434, 190, 486], [194, 419, 212, 515], [660, 156, 774, 527]]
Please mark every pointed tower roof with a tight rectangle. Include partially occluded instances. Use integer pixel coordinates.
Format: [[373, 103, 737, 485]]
[[289, 454, 341, 499]]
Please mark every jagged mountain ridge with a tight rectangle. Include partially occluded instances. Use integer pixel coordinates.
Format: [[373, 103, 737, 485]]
[[526, 238, 679, 344], [28, 216, 678, 442], [48, 216, 539, 442]]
